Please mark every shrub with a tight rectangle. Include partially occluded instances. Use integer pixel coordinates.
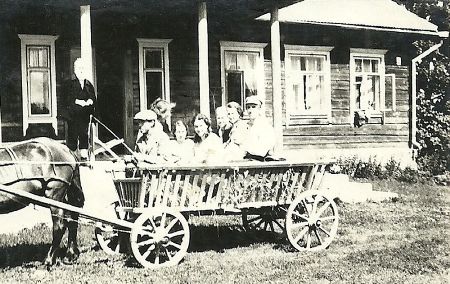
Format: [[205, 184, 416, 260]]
[[414, 40, 450, 175], [336, 156, 422, 183]]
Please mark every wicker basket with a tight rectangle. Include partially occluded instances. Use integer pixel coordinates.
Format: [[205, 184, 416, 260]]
[[113, 177, 143, 207]]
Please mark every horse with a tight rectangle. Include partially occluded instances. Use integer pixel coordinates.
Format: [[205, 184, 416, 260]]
[[0, 137, 84, 267]]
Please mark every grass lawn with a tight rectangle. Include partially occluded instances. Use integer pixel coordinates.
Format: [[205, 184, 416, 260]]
[[0, 180, 448, 283]]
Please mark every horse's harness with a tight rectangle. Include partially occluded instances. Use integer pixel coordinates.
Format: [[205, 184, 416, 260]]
[[0, 141, 75, 187]]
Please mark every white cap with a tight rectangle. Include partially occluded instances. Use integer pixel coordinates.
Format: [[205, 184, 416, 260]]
[[245, 96, 262, 106], [134, 110, 157, 121]]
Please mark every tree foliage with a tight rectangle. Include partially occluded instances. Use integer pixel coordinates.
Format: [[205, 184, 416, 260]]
[[396, 0, 450, 174], [415, 41, 450, 174]]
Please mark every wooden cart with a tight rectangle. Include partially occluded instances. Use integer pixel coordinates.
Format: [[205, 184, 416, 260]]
[[96, 160, 339, 268]]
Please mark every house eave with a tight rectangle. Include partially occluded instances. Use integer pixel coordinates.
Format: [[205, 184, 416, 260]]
[[255, 18, 441, 37]]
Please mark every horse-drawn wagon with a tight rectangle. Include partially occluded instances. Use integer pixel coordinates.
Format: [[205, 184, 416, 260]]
[[0, 121, 339, 268], [93, 159, 339, 268]]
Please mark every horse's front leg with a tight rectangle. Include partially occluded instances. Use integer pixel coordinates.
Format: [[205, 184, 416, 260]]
[[44, 207, 66, 267], [63, 211, 80, 264]]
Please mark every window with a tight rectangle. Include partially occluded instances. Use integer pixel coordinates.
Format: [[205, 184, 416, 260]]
[[19, 34, 58, 136], [220, 41, 267, 108], [350, 49, 388, 115], [285, 45, 333, 121], [137, 39, 172, 110]]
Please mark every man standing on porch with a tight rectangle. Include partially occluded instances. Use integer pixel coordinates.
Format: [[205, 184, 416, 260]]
[[62, 58, 96, 161], [242, 96, 275, 160]]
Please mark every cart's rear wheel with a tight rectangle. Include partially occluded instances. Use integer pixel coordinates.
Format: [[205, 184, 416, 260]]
[[130, 209, 190, 268], [95, 202, 128, 254], [242, 208, 286, 235], [286, 190, 338, 252]]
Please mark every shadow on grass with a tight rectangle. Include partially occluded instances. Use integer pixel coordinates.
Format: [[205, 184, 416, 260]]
[[122, 223, 291, 268], [188, 224, 289, 253], [0, 243, 49, 268]]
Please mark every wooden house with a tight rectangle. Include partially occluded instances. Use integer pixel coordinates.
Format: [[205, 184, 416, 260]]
[[0, 0, 445, 164]]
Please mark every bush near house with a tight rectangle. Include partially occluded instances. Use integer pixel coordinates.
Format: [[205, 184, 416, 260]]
[[398, 1, 450, 175], [414, 40, 450, 176], [336, 156, 422, 183]]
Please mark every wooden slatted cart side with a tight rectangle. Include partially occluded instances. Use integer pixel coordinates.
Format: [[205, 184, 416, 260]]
[[112, 160, 331, 213]]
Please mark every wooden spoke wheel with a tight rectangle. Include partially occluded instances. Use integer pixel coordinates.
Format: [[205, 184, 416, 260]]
[[95, 202, 128, 255], [242, 208, 286, 235], [286, 190, 338, 252], [130, 209, 190, 268]]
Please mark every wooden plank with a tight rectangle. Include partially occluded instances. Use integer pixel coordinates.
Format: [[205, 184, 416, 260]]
[[284, 141, 410, 150], [161, 174, 173, 207], [139, 175, 147, 207], [288, 171, 299, 202], [242, 169, 254, 203], [170, 174, 182, 207], [116, 182, 125, 207], [297, 168, 308, 195], [311, 165, 326, 190], [248, 169, 260, 203], [266, 171, 277, 203], [215, 173, 227, 205], [236, 201, 278, 209], [274, 170, 284, 203], [180, 174, 191, 208], [147, 174, 158, 207], [256, 171, 268, 202], [198, 173, 209, 205], [206, 173, 218, 204], [305, 165, 319, 191], [188, 174, 200, 207], [154, 172, 167, 207], [220, 172, 233, 208]]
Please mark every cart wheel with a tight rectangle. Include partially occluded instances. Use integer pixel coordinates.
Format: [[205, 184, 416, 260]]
[[286, 190, 338, 252], [95, 202, 128, 255], [130, 209, 190, 268], [95, 224, 124, 254], [242, 209, 286, 235]]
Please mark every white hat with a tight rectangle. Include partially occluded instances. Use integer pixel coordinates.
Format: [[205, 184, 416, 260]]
[[245, 96, 262, 106], [134, 110, 157, 121]]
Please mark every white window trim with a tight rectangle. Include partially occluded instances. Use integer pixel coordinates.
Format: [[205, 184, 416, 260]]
[[19, 34, 59, 136], [284, 45, 333, 124], [220, 41, 267, 107], [349, 48, 388, 124], [137, 38, 172, 111]]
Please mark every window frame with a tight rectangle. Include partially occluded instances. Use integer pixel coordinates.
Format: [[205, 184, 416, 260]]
[[284, 45, 333, 123], [137, 38, 172, 112], [220, 41, 267, 109], [18, 34, 59, 136], [349, 48, 388, 123]]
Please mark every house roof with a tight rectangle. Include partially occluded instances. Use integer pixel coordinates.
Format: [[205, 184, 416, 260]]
[[256, 0, 440, 36]]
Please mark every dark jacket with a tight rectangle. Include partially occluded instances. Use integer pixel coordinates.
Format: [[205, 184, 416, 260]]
[[61, 79, 96, 121]]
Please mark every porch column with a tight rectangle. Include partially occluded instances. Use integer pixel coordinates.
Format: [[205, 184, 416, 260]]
[[271, 6, 283, 153], [198, 0, 210, 116], [80, 5, 94, 84], [0, 107, 2, 144]]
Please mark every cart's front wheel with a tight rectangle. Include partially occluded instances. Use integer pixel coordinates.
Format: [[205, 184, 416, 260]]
[[130, 209, 190, 268], [286, 190, 338, 252]]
